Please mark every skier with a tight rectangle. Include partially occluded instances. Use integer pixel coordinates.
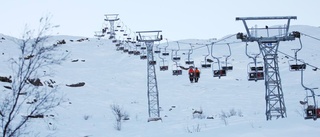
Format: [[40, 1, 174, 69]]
[[188, 67, 195, 83], [194, 67, 200, 83]]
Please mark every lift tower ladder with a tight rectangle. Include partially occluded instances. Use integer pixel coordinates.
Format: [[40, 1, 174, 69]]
[[104, 14, 120, 39], [136, 30, 163, 120], [236, 16, 297, 120]]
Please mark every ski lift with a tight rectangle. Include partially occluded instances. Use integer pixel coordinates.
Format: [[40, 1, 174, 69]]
[[154, 42, 161, 53], [141, 46, 146, 50], [300, 69, 320, 120], [133, 44, 141, 55], [112, 39, 117, 43], [128, 44, 134, 54], [140, 52, 147, 59], [118, 46, 124, 51], [221, 44, 233, 71], [172, 42, 181, 61], [247, 62, 264, 81], [171, 44, 182, 75], [149, 60, 156, 65], [172, 63, 182, 76], [246, 43, 264, 81], [288, 37, 306, 71], [201, 44, 211, 68], [211, 44, 226, 78], [162, 39, 170, 56], [185, 44, 194, 65], [158, 48, 169, 71]]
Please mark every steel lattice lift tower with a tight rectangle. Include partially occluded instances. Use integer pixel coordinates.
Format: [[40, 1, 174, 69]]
[[236, 16, 299, 120], [136, 30, 163, 121], [104, 14, 120, 39]]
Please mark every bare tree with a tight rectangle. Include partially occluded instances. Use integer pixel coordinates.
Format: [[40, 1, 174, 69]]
[[110, 104, 128, 131], [0, 16, 67, 137]]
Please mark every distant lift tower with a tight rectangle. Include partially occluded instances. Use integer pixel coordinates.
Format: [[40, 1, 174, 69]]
[[104, 14, 120, 39], [136, 30, 163, 121], [236, 16, 298, 120]]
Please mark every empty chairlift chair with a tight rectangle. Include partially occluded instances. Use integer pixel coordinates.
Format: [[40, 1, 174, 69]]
[[288, 42, 306, 71], [162, 39, 170, 56], [158, 50, 169, 71], [221, 44, 233, 71], [211, 43, 227, 78], [185, 44, 194, 66], [201, 44, 212, 68]]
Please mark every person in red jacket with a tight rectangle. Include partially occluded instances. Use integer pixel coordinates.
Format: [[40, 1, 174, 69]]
[[194, 67, 200, 83], [188, 67, 195, 83]]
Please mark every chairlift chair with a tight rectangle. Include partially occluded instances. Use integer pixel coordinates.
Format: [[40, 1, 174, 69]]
[[140, 50, 147, 60], [201, 59, 211, 68], [210, 57, 226, 78], [247, 62, 264, 81], [133, 50, 141, 55], [185, 45, 194, 65], [140, 43, 146, 50], [112, 40, 117, 43], [303, 99, 320, 120], [221, 62, 233, 71], [213, 70, 227, 77], [221, 44, 234, 71], [162, 52, 169, 56], [185, 60, 194, 65], [118, 46, 124, 51], [140, 55, 147, 60], [172, 63, 182, 76], [159, 60, 169, 71], [128, 49, 134, 55], [300, 69, 320, 120], [172, 42, 181, 61], [149, 60, 156, 65], [201, 44, 212, 68], [157, 48, 168, 71], [172, 50, 181, 61], [162, 39, 170, 56], [288, 59, 306, 71]]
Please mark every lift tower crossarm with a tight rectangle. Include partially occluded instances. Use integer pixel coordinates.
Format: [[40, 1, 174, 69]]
[[236, 16, 297, 40], [136, 30, 162, 121], [236, 16, 298, 120]]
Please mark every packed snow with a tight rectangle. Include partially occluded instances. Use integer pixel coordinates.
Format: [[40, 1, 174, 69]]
[[0, 25, 320, 137]]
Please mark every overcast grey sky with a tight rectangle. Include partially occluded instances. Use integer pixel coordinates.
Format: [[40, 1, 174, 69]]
[[1, 0, 319, 40]]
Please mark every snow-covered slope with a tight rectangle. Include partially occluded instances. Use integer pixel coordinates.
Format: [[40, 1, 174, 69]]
[[0, 25, 320, 137]]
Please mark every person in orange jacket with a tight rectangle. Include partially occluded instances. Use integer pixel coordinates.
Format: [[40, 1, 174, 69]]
[[188, 67, 195, 83], [194, 67, 200, 83]]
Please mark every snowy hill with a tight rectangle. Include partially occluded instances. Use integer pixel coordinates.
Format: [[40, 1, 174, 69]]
[[0, 25, 320, 137]]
